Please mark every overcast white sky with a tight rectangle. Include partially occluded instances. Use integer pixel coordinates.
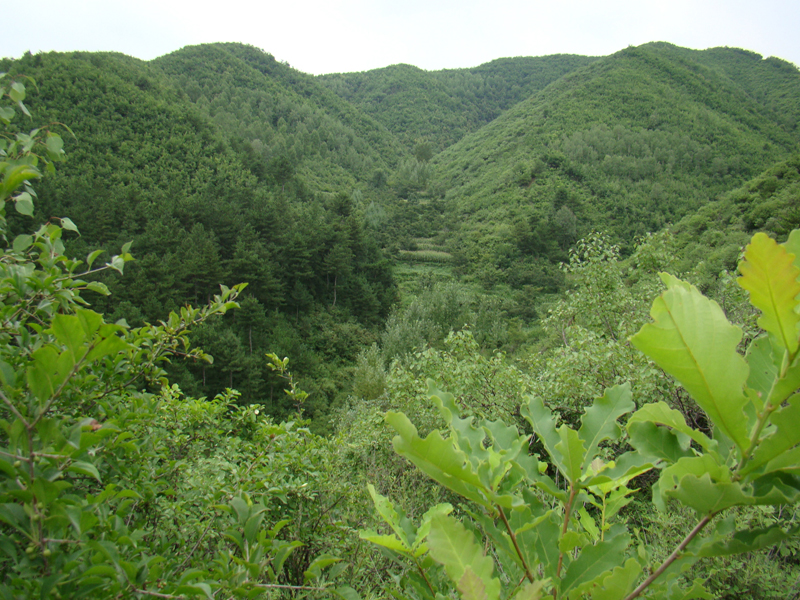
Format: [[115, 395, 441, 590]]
[[4, 0, 799, 75]]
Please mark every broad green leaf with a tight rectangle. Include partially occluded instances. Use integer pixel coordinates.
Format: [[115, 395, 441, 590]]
[[60, 217, 78, 232], [3, 164, 40, 195], [748, 335, 800, 409], [46, 133, 64, 156], [749, 472, 800, 508], [87, 281, 111, 295], [628, 420, 692, 464], [67, 460, 101, 481], [243, 511, 264, 543], [745, 336, 774, 407], [578, 383, 634, 471], [27, 345, 64, 402], [386, 411, 490, 509], [428, 514, 500, 600], [9, 81, 25, 103], [514, 508, 562, 582], [511, 580, 546, 600], [785, 230, 800, 270], [578, 508, 600, 541], [738, 232, 800, 355], [85, 331, 130, 364], [458, 567, 489, 600], [12, 234, 32, 253], [303, 554, 341, 581], [330, 586, 362, 600], [758, 445, 800, 479], [742, 394, 800, 476], [653, 455, 729, 511], [414, 502, 454, 554], [560, 527, 629, 597], [627, 402, 715, 453], [359, 531, 409, 554], [14, 192, 34, 216], [271, 540, 302, 578], [631, 275, 750, 451], [52, 313, 87, 363], [695, 524, 800, 557], [429, 381, 489, 462], [555, 426, 585, 484], [559, 530, 588, 554], [522, 396, 567, 477], [588, 558, 642, 600], [87, 248, 104, 268], [668, 474, 750, 514]]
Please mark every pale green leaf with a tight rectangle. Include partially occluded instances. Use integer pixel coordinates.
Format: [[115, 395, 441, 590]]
[[458, 567, 489, 600], [578, 383, 634, 470], [27, 346, 64, 402], [511, 580, 546, 600], [555, 426, 585, 484], [87, 281, 111, 296], [428, 514, 500, 600], [12, 234, 32, 253], [627, 402, 715, 453], [628, 420, 692, 464], [738, 232, 800, 355], [14, 192, 34, 216], [414, 502, 453, 554], [653, 455, 728, 512], [86, 248, 104, 268], [668, 474, 750, 514], [578, 508, 600, 541], [560, 527, 630, 597], [67, 460, 101, 482], [386, 411, 490, 509], [785, 230, 800, 271], [60, 217, 78, 233], [695, 524, 800, 557], [330, 586, 362, 600], [366, 484, 411, 551], [742, 394, 800, 477], [358, 530, 408, 554], [631, 275, 750, 450], [303, 555, 341, 582], [521, 396, 564, 475], [589, 558, 642, 600]]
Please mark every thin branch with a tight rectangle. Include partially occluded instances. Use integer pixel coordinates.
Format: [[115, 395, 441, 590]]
[[622, 513, 714, 600], [414, 558, 437, 596], [0, 388, 28, 425], [555, 485, 578, 580], [497, 506, 535, 583], [177, 516, 218, 571]]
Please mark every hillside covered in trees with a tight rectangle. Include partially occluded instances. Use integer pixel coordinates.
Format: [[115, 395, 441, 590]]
[[2, 41, 800, 599]]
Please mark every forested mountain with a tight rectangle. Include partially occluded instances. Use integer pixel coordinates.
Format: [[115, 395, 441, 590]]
[[1, 41, 799, 422], [318, 55, 597, 151], [424, 43, 800, 289], [0, 49, 398, 420], [154, 43, 404, 192], [4, 39, 800, 600]]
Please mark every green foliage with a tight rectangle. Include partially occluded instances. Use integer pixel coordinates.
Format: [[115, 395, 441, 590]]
[[0, 83, 356, 599], [1, 51, 399, 418], [319, 56, 597, 152], [363, 227, 800, 599], [429, 44, 800, 288]]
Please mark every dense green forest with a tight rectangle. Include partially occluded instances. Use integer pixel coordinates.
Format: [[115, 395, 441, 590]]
[[2, 41, 800, 599]]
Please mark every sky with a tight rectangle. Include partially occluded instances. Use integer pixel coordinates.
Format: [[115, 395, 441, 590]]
[[4, 0, 799, 75]]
